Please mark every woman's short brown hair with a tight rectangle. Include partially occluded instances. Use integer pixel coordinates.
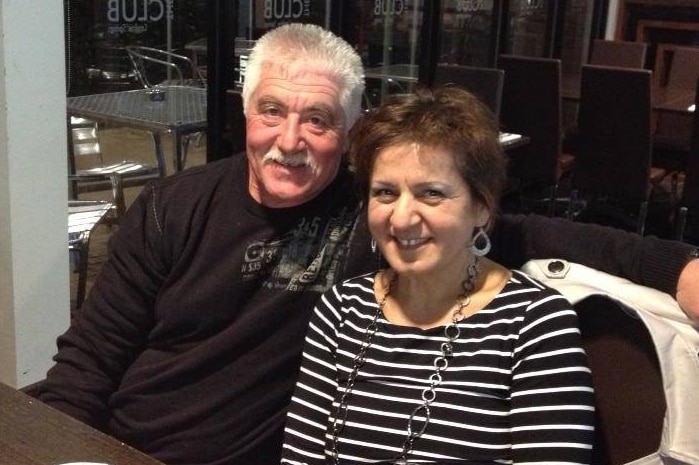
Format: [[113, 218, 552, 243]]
[[349, 86, 507, 223]]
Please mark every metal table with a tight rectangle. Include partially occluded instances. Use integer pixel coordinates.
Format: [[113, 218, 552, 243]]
[[67, 85, 207, 175]]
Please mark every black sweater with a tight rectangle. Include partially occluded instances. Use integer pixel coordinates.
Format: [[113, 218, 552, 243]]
[[39, 154, 694, 465]]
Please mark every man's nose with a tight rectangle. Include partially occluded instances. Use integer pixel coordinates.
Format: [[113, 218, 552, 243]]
[[277, 115, 305, 153]]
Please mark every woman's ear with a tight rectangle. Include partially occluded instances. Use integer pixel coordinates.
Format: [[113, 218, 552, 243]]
[[476, 203, 492, 230]]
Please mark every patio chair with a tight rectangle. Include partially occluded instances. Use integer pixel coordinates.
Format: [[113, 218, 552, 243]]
[[125, 45, 206, 89], [68, 200, 114, 309], [68, 118, 160, 219]]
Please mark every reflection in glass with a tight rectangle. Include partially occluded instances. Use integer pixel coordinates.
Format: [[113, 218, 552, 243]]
[[504, 0, 551, 58], [342, 1, 424, 110], [440, 0, 496, 67]]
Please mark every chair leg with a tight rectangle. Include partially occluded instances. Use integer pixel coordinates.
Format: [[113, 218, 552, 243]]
[[636, 200, 648, 236], [676, 206, 688, 241], [546, 184, 558, 217], [109, 173, 126, 218], [76, 240, 90, 310], [567, 189, 579, 220]]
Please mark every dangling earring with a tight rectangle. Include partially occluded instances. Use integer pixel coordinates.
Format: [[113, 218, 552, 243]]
[[371, 237, 377, 254], [470, 227, 491, 257]]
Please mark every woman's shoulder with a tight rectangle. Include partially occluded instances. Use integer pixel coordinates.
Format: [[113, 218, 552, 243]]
[[497, 269, 573, 310]]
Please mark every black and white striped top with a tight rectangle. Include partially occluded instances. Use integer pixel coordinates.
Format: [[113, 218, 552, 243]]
[[281, 270, 594, 464]]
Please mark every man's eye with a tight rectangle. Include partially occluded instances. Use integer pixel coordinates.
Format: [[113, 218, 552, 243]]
[[308, 115, 330, 129], [263, 106, 281, 117]]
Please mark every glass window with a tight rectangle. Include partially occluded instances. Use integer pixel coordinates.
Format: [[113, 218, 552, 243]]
[[65, 0, 208, 96], [341, 1, 424, 109], [439, 0, 498, 66], [503, 0, 552, 58], [248, 0, 330, 37]]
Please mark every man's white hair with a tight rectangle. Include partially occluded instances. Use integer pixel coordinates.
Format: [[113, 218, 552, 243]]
[[241, 23, 365, 128]]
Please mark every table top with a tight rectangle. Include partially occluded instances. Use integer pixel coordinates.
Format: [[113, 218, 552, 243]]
[[67, 86, 207, 133], [0, 382, 164, 465]]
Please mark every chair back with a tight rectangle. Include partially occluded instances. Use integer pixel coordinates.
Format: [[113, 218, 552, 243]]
[[70, 118, 103, 166], [125, 45, 205, 89], [589, 39, 648, 69], [574, 295, 665, 465], [683, 78, 699, 209], [497, 55, 562, 189], [573, 65, 653, 202], [432, 64, 504, 118], [224, 90, 247, 156], [675, 77, 699, 240], [666, 46, 699, 90], [652, 47, 699, 157]]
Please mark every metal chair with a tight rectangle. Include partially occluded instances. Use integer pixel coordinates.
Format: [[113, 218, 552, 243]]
[[125, 45, 206, 89], [125, 45, 207, 163], [68, 118, 160, 219], [432, 64, 505, 118], [68, 200, 114, 309], [568, 65, 667, 236]]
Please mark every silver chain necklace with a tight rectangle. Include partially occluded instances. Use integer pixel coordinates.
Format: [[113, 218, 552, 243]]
[[330, 260, 480, 464]]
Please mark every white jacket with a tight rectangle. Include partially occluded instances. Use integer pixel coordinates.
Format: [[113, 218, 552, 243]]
[[522, 259, 699, 465]]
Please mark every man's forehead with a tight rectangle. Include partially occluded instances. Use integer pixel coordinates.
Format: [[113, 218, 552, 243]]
[[254, 61, 345, 113]]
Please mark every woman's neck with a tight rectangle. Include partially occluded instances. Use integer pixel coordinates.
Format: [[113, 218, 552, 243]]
[[377, 259, 510, 329]]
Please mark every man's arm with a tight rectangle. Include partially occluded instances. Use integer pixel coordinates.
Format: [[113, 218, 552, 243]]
[[38, 184, 166, 428], [490, 214, 699, 320], [677, 252, 699, 321]]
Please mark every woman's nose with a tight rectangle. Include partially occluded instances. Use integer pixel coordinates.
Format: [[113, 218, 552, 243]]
[[390, 195, 420, 229]]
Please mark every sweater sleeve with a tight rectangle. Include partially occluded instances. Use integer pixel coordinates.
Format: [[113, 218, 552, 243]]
[[281, 287, 343, 465], [38, 182, 168, 431], [491, 213, 695, 296], [509, 288, 595, 464]]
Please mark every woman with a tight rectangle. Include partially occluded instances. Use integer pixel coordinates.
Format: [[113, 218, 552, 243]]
[[281, 87, 594, 464]]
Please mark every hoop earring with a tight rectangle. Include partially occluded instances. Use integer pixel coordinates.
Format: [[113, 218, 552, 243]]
[[470, 227, 491, 257]]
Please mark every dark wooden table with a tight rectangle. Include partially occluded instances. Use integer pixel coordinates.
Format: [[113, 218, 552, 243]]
[[0, 382, 164, 465]]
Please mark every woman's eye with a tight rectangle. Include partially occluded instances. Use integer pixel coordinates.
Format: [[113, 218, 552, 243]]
[[370, 188, 395, 200], [425, 189, 445, 198], [422, 190, 446, 204]]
